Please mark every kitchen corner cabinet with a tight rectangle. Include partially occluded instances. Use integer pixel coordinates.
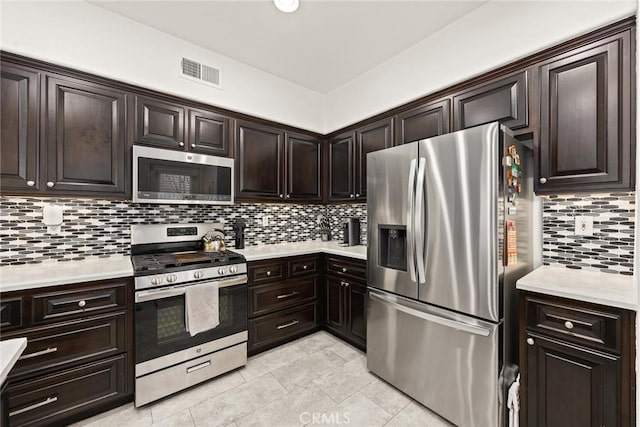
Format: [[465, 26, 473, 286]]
[[286, 132, 322, 201], [536, 28, 635, 193], [327, 117, 393, 202], [0, 278, 134, 427], [324, 256, 367, 350], [395, 98, 451, 145], [247, 255, 321, 355], [452, 70, 529, 133], [132, 95, 231, 157], [519, 292, 635, 426]]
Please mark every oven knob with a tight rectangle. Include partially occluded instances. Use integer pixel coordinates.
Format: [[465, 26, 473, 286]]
[[230, 266, 237, 273], [194, 271, 203, 279], [151, 277, 162, 285], [218, 267, 225, 275], [166, 274, 177, 283]]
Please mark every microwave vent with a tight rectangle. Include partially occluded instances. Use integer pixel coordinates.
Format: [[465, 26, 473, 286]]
[[180, 57, 221, 89]]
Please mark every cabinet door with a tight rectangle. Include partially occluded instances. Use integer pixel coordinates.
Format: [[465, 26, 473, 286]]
[[1, 64, 40, 193], [46, 76, 127, 195], [286, 133, 321, 201], [134, 96, 185, 149], [356, 117, 393, 200], [235, 120, 284, 200], [526, 333, 619, 427], [327, 132, 355, 201], [325, 277, 345, 331], [187, 108, 229, 156], [453, 71, 528, 131], [345, 281, 367, 348], [537, 31, 633, 193], [396, 99, 450, 145]]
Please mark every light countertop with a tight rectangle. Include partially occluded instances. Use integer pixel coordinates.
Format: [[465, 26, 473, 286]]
[[517, 266, 637, 311], [0, 338, 27, 385], [0, 256, 133, 293], [235, 240, 367, 261]]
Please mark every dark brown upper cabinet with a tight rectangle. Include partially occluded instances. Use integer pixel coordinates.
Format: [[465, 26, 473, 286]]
[[235, 120, 285, 200], [286, 132, 322, 201], [0, 63, 40, 193], [396, 98, 451, 145], [355, 117, 394, 200], [453, 70, 529, 132], [187, 108, 230, 156], [134, 95, 185, 149], [536, 29, 634, 194], [45, 75, 127, 195], [327, 131, 356, 201]]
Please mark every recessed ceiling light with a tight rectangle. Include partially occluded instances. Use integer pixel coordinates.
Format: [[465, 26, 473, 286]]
[[274, 0, 299, 13]]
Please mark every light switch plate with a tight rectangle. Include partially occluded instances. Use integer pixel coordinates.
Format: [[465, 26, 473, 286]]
[[574, 216, 594, 236]]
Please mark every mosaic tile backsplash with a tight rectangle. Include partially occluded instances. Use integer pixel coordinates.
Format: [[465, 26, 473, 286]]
[[0, 194, 635, 275], [542, 192, 635, 275]]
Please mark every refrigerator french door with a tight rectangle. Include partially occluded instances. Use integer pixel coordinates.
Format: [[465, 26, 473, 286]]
[[367, 122, 538, 427]]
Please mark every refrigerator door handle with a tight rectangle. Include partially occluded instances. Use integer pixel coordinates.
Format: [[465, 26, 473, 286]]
[[369, 291, 492, 337], [407, 158, 417, 283], [415, 157, 427, 284]]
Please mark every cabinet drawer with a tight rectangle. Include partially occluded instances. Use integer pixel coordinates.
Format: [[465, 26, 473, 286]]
[[248, 260, 288, 285], [8, 355, 127, 427], [525, 296, 621, 353], [1, 298, 23, 331], [8, 312, 126, 380], [248, 302, 318, 352], [290, 256, 319, 278], [32, 280, 127, 325], [326, 257, 366, 282], [249, 277, 318, 317]]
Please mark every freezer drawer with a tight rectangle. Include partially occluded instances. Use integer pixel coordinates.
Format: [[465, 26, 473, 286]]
[[367, 289, 501, 427]]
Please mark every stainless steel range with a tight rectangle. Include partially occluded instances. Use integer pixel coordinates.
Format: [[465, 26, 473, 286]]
[[131, 223, 248, 407]]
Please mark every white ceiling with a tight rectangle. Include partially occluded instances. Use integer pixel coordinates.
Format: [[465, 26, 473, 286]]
[[89, 0, 487, 94]]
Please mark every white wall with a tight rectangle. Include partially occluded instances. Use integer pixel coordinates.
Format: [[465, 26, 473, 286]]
[[324, 1, 637, 133], [0, 1, 326, 133]]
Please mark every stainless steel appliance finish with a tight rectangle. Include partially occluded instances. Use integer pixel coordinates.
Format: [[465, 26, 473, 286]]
[[132, 223, 248, 407], [132, 145, 234, 205], [366, 122, 540, 427]]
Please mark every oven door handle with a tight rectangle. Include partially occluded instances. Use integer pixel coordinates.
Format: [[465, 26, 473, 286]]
[[135, 274, 248, 303]]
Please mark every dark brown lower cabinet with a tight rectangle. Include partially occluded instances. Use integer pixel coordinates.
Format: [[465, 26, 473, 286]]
[[520, 292, 635, 427], [1, 380, 8, 427]]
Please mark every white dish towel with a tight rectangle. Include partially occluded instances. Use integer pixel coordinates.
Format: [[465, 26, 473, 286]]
[[185, 282, 220, 337]]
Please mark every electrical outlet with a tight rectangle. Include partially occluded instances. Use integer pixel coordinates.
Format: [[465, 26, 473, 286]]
[[262, 215, 270, 227], [574, 216, 594, 236]]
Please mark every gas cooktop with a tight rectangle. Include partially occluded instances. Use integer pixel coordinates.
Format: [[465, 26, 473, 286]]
[[131, 250, 245, 274]]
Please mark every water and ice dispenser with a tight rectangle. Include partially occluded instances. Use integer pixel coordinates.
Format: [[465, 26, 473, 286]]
[[378, 225, 407, 271]]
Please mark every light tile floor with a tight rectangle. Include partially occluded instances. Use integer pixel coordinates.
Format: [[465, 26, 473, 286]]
[[73, 331, 454, 427]]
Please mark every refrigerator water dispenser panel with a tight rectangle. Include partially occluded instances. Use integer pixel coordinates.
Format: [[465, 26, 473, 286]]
[[378, 225, 407, 271]]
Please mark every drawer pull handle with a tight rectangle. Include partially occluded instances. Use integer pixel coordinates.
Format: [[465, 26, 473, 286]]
[[186, 360, 211, 374], [526, 338, 535, 346], [277, 319, 299, 330], [266, 271, 271, 277], [303, 265, 308, 270], [78, 300, 86, 308], [277, 291, 299, 299], [564, 321, 574, 330], [342, 267, 347, 273], [9, 396, 58, 417], [18, 347, 58, 360]]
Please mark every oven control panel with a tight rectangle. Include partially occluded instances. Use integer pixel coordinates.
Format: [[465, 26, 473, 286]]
[[134, 263, 248, 290]]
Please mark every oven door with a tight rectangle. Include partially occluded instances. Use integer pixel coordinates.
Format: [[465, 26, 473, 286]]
[[134, 275, 247, 366], [133, 145, 234, 204]]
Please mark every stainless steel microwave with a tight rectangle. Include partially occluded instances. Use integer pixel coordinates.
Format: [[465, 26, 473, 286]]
[[132, 145, 234, 205]]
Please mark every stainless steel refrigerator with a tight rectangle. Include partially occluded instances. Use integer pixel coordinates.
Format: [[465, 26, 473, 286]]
[[366, 122, 540, 427]]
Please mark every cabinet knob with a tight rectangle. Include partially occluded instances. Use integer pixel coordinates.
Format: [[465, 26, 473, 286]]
[[303, 265, 308, 270], [344, 282, 350, 287], [286, 194, 291, 199], [539, 177, 547, 184], [526, 337, 535, 346], [356, 193, 360, 198], [27, 180, 35, 187], [179, 142, 185, 147], [564, 321, 574, 330], [279, 194, 284, 199], [342, 267, 347, 273], [190, 143, 196, 148], [350, 194, 354, 198], [46, 181, 55, 188], [266, 271, 271, 276], [78, 300, 86, 308], [340, 281, 345, 286]]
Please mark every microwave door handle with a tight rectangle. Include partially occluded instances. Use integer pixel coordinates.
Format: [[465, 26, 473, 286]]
[[407, 158, 417, 283], [415, 157, 427, 284]]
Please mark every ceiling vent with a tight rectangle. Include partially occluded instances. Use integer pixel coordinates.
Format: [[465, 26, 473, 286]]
[[179, 57, 222, 89]]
